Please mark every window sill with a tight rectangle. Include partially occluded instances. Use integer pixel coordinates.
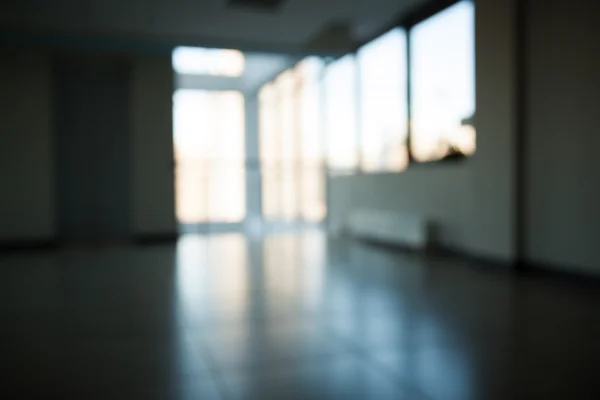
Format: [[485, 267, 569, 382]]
[[410, 153, 469, 167], [326, 154, 471, 178]]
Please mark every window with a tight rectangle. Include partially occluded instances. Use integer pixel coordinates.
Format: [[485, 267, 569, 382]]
[[276, 69, 298, 220], [172, 47, 245, 77], [357, 28, 409, 172], [297, 58, 326, 221], [173, 90, 246, 223], [259, 57, 326, 222], [323, 54, 359, 171], [409, 0, 476, 162], [258, 83, 279, 220], [257, 0, 475, 181]]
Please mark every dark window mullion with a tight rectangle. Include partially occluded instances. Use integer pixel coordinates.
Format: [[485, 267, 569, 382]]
[[355, 54, 363, 173]]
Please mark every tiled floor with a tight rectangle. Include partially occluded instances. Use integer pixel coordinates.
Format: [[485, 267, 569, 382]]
[[1, 231, 599, 399]]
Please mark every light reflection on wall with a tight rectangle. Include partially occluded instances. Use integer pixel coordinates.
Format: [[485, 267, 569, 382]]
[[410, 0, 476, 161], [173, 90, 246, 224]]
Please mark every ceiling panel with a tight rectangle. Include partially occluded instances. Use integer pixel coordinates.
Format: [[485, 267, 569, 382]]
[[0, 0, 427, 53]]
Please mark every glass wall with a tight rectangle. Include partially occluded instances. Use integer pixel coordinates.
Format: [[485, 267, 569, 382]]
[[357, 28, 409, 172], [409, 0, 476, 161], [259, 57, 326, 222], [257, 0, 475, 183], [297, 59, 326, 221], [173, 90, 246, 223], [323, 54, 359, 172], [258, 83, 280, 220]]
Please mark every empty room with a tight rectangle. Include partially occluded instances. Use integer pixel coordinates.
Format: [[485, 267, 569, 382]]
[[1, 0, 599, 399]]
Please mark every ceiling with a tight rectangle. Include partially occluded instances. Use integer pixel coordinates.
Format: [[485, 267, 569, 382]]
[[0, 0, 427, 54]]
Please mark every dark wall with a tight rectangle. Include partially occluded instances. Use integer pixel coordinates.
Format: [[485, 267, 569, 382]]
[[54, 55, 131, 241], [0, 51, 54, 241]]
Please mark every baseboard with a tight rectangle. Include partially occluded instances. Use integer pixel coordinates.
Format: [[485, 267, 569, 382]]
[[350, 234, 425, 255], [515, 259, 600, 287], [352, 237, 600, 285], [0, 233, 179, 251], [429, 245, 514, 270], [417, 245, 600, 285], [0, 238, 60, 252]]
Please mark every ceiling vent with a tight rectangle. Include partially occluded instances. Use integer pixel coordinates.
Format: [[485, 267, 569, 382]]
[[228, 0, 287, 11]]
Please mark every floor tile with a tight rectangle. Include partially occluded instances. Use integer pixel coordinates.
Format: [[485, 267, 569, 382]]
[[223, 355, 425, 400], [196, 318, 348, 370]]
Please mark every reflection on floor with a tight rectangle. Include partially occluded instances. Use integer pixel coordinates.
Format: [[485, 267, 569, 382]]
[[2, 231, 599, 399]]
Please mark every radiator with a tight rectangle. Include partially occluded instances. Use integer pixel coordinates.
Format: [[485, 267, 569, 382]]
[[346, 209, 429, 250]]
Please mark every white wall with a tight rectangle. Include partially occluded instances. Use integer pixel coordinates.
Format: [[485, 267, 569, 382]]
[[0, 51, 55, 241], [130, 55, 177, 235], [328, 165, 471, 250], [463, 0, 518, 260], [328, 0, 519, 261], [525, 0, 600, 275]]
